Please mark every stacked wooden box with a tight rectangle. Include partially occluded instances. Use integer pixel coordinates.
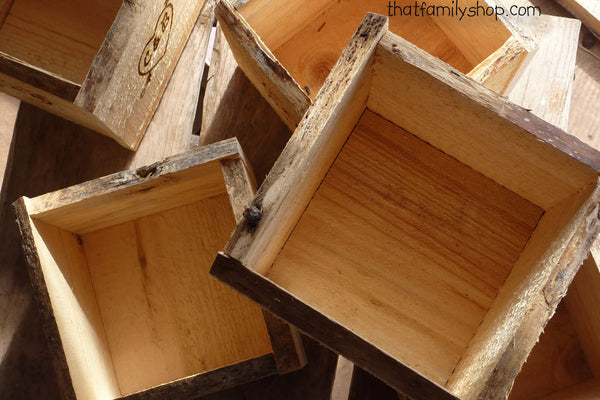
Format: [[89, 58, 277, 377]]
[[3, 0, 600, 400]]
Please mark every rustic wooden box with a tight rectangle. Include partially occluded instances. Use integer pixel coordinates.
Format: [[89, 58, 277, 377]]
[[510, 244, 600, 400], [0, 0, 208, 149], [13, 139, 305, 400], [220, 0, 531, 107], [211, 14, 600, 400]]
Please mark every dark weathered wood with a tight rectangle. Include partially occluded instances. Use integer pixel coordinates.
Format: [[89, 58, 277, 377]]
[[210, 254, 460, 400], [261, 311, 307, 374], [348, 367, 401, 400], [122, 355, 278, 400], [196, 334, 338, 400]]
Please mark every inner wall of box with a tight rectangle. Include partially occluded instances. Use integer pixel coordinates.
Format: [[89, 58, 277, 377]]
[[510, 256, 600, 400], [32, 193, 273, 398], [240, 0, 510, 97], [0, 0, 122, 84], [265, 109, 544, 385]]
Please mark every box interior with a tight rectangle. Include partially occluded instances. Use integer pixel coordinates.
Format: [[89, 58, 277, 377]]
[[240, 37, 599, 394], [27, 161, 273, 399], [510, 256, 600, 400], [240, 0, 511, 97], [0, 0, 122, 84], [268, 109, 544, 385]]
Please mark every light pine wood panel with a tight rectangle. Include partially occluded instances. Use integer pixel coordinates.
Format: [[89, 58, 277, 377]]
[[509, 303, 594, 399], [273, 0, 472, 98], [555, 0, 600, 38], [565, 249, 600, 377], [29, 217, 121, 400], [0, 0, 122, 83], [371, 34, 598, 210], [238, 0, 335, 49], [267, 110, 543, 386], [83, 196, 273, 395], [505, 15, 580, 131]]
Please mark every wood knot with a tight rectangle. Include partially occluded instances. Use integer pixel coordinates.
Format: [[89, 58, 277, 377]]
[[136, 163, 160, 179], [243, 205, 263, 229]]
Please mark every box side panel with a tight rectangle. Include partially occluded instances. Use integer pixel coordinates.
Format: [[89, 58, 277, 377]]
[[273, 0, 472, 97], [75, 0, 209, 149], [25, 214, 121, 399], [266, 110, 542, 386], [211, 254, 460, 400], [565, 246, 600, 377], [0, 0, 122, 84], [509, 303, 593, 399], [370, 35, 598, 209], [238, 0, 336, 49], [82, 196, 273, 395], [448, 182, 600, 399], [224, 14, 387, 275]]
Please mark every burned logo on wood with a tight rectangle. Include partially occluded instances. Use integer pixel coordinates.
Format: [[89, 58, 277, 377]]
[[138, 1, 173, 94]]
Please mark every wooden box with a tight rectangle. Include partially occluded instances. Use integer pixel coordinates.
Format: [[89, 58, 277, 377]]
[[0, 0, 209, 149], [210, 14, 600, 400], [13, 139, 305, 400], [509, 244, 600, 400], [217, 0, 532, 125]]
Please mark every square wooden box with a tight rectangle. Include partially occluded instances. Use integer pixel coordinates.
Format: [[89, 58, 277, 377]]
[[510, 244, 600, 400], [13, 139, 305, 400], [215, 0, 532, 132], [211, 14, 600, 400], [0, 0, 208, 149]]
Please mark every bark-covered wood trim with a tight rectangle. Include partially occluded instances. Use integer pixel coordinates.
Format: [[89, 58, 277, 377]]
[[210, 254, 460, 400], [120, 354, 278, 400], [12, 197, 77, 400]]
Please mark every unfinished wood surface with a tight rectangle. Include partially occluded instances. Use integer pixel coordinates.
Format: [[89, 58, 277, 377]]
[[568, 46, 600, 149], [215, 1, 310, 130], [509, 303, 594, 399], [74, 0, 209, 149], [225, 13, 388, 275], [555, 0, 600, 38], [270, 0, 472, 98], [82, 197, 272, 395], [372, 32, 598, 210], [565, 246, 600, 377], [539, 378, 600, 399], [268, 109, 543, 386], [0, 11, 212, 398], [27, 146, 235, 233], [0, 92, 17, 191], [199, 24, 292, 184], [19, 211, 121, 400], [505, 15, 580, 130], [0, 0, 121, 84], [467, 36, 529, 94], [0, 0, 210, 149]]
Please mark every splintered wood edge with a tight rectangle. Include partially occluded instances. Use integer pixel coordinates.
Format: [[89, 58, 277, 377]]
[[467, 36, 529, 94], [25, 138, 243, 217], [210, 254, 459, 400], [220, 156, 307, 373], [119, 354, 278, 400], [12, 198, 77, 400], [377, 32, 600, 173], [215, 0, 311, 130]]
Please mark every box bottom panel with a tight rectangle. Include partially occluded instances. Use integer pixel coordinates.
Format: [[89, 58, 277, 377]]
[[267, 109, 543, 385]]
